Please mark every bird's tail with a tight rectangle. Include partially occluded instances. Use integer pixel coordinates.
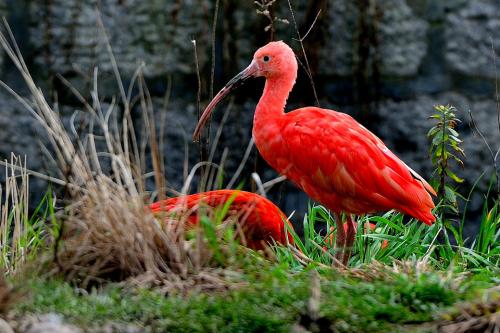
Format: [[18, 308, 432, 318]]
[[400, 181, 436, 225], [405, 207, 436, 225]]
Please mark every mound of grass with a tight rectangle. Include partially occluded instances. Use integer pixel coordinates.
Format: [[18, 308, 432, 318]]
[[11, 262, 497, 333]]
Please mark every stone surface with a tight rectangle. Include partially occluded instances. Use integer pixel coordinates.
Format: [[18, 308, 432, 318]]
[[0, 318, 14, 333], [30, 0, 212, 77], [376, 92, 500, 215], [0, 90, 50, 203], [94, 322, 147, 333], [319, 0, 428, 77], [22, 313, 82, 333], [376, 93, 469, 177], [446, 0, 500, 79], [11, 314, 147, 333]]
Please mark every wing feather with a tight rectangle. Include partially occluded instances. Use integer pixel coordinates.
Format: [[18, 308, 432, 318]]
[[279, 107, 435, 219]]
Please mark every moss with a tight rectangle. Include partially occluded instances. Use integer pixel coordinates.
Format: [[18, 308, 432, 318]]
[[11, 265, 496, 333]]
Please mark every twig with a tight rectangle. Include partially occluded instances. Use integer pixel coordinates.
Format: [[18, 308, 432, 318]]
[[491, 37, 500, 134], [210, 0, 220, 100], [490, 37, 500, 197], [192, 40, 207, 164], [468, 110, 500, 196], [226, 137, 255, 189], [254, 0, 289, 40], [262, 175, 286, 191], [293, 9, 322, 43], [287, 0, 320, 106], [251, 172, 267, 197], [0, 158, 81, 191], [202, 0, 221, 167]]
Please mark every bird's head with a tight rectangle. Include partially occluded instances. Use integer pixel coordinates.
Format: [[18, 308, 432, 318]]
[[193, 41, 297, 141], [253, 41, 298, 79]]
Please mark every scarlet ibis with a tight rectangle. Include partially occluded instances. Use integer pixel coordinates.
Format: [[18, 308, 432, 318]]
[[193, 41, 436, 265], [150, 190, 294, 250]]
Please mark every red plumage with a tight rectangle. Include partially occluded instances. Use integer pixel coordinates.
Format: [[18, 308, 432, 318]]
[[193, 41, 436, 264], [261, 107, 436, 225], [150, 190, 294, 250]]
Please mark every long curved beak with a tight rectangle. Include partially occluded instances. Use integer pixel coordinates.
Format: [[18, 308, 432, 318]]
[[193, 60, 258, 141]]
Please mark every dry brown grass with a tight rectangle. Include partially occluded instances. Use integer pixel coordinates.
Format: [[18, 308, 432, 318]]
[[439, 288, 500, 333], [338, 259, 468, 287], [0, 271, 19, 315], [0, 155, 39, 274], [0, 20, 243, 292], [54, 177, 245, 291]]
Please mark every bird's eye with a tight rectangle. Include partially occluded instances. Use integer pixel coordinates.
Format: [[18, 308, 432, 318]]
[[263, 55, 270, 62]]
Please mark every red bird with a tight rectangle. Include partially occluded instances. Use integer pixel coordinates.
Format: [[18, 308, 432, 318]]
[[150, 190, 294, 250], [193, 41, 436, 265]]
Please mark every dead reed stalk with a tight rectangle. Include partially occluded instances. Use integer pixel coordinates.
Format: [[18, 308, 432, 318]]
[[0, 19, 243, 292]]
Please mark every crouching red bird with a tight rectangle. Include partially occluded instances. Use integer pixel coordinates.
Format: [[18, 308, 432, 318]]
[[193, 41, 436, 265], [150, 190, 294, 250]]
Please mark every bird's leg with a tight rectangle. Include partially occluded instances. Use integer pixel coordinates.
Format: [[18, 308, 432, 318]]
[[333, 213, 345, 266], [342, 215, 356, 266]]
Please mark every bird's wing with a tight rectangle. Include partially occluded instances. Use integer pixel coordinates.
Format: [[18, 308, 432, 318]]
[[280, 107, 435, 217]]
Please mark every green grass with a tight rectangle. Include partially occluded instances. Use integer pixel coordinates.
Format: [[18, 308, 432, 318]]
[[1, 181, 498, 332], [1, 184, 498, 332], [1, 188, 56, 273], [12, 262, 498, 333], [275, 200, 499, 272]]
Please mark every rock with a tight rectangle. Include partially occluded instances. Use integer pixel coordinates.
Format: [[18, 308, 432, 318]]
[[30, 0, 212, 78], [12, 314, 148, 333], [319, 0, 428, 77], [0, 318, 14, 333], [446, 0, 500, 79], [96, 322, 148, 333], [376, 93, 469, 177], [23, 313, 82, 333], [377, 0, 428, 76], [406, 0, 468, 21], [376, 92, 499, 215], [457, 99, 500, 200]]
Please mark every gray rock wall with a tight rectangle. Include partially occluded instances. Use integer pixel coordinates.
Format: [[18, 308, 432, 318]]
[[30, 0, 212, 77], [319, 0, 428, 77], [0, 0, 498, 226]]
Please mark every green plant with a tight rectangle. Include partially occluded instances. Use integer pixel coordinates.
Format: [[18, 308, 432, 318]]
[[472, 200, 500, 265], [0, 155, 54, 273], [274, 201, 499, 271], [428, 104, 465, 213]]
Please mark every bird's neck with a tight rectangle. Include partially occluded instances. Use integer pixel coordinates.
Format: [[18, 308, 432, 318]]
[[252, 73, 295, 160], [253, 73, 295, 128]]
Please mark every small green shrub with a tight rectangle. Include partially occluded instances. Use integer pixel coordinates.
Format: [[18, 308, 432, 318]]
[[428, 104, 464, 213]]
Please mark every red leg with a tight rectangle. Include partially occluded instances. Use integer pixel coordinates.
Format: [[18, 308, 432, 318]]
[[333, 213, 345, 266], [342, 215, 356, 266]]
